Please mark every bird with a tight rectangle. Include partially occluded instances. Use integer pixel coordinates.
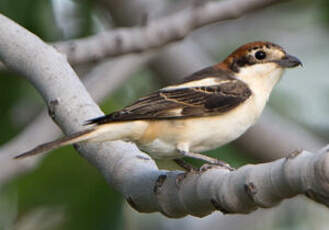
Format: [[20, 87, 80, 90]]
[[14, 41, 302, 170]]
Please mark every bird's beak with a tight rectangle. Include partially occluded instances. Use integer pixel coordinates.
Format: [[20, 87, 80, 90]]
[[274, 54, 302, 68]]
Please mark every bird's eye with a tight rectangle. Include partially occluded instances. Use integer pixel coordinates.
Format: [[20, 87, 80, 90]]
[[255, 50, 266, 60]]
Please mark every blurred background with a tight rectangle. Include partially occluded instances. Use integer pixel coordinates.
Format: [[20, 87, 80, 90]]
[[0, 0, 328, 229]]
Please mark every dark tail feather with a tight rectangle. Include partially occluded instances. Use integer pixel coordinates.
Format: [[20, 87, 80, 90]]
[[83, 115, 111, 126], [14, 129, 96, 159]]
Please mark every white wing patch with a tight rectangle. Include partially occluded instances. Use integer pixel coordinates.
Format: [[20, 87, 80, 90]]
[[163, 78, 231, 90]]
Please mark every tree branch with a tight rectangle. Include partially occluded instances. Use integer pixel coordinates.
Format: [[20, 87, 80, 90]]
[[53, 0, 282, 65]]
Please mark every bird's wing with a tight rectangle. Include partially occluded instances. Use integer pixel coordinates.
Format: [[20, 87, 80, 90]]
[[85, 67, 252, 125]]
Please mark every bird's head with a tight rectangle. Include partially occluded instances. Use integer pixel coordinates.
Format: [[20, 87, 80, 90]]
[[216, 41, 302, 91], [217, 41, 302, 73]]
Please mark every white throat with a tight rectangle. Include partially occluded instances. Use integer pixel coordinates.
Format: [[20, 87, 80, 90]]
[[236, 63, 284, 110]]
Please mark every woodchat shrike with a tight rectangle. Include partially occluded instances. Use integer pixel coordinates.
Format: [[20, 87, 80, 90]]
[[15, 41, 302, 169]]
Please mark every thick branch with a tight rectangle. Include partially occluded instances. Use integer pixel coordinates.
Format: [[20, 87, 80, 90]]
[[154, 149, 329, 217], [54, 0, 282, 65]]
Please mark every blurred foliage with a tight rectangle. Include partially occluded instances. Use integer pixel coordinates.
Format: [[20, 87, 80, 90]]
[[318, 0, 329, 25], [0, 0, 58, 41], [0, 75, 28, 144]]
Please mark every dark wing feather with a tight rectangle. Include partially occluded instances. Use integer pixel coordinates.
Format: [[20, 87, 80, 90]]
[[85, 69, 252, 125]]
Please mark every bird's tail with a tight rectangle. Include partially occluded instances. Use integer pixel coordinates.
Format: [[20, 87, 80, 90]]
[[14, 128, 101, 159]]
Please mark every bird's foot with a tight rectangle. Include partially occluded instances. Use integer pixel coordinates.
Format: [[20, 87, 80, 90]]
[[173, 159, 198, 186], [177, 149, 235, 171], [210, 159, 235, 171]]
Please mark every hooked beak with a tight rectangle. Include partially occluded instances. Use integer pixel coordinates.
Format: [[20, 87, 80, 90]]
[[274, 54, 302, 68]]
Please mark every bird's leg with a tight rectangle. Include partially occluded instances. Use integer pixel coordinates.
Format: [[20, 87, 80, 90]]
[[173, 158, 198, 172], [177, 149, 234, 171]]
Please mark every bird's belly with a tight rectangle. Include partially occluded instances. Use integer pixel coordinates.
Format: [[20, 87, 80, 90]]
[[138, 139, 178, 159], [187, 98, 260, 152], [187, 115, 253, 152], [137, 97, 262, 159]]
